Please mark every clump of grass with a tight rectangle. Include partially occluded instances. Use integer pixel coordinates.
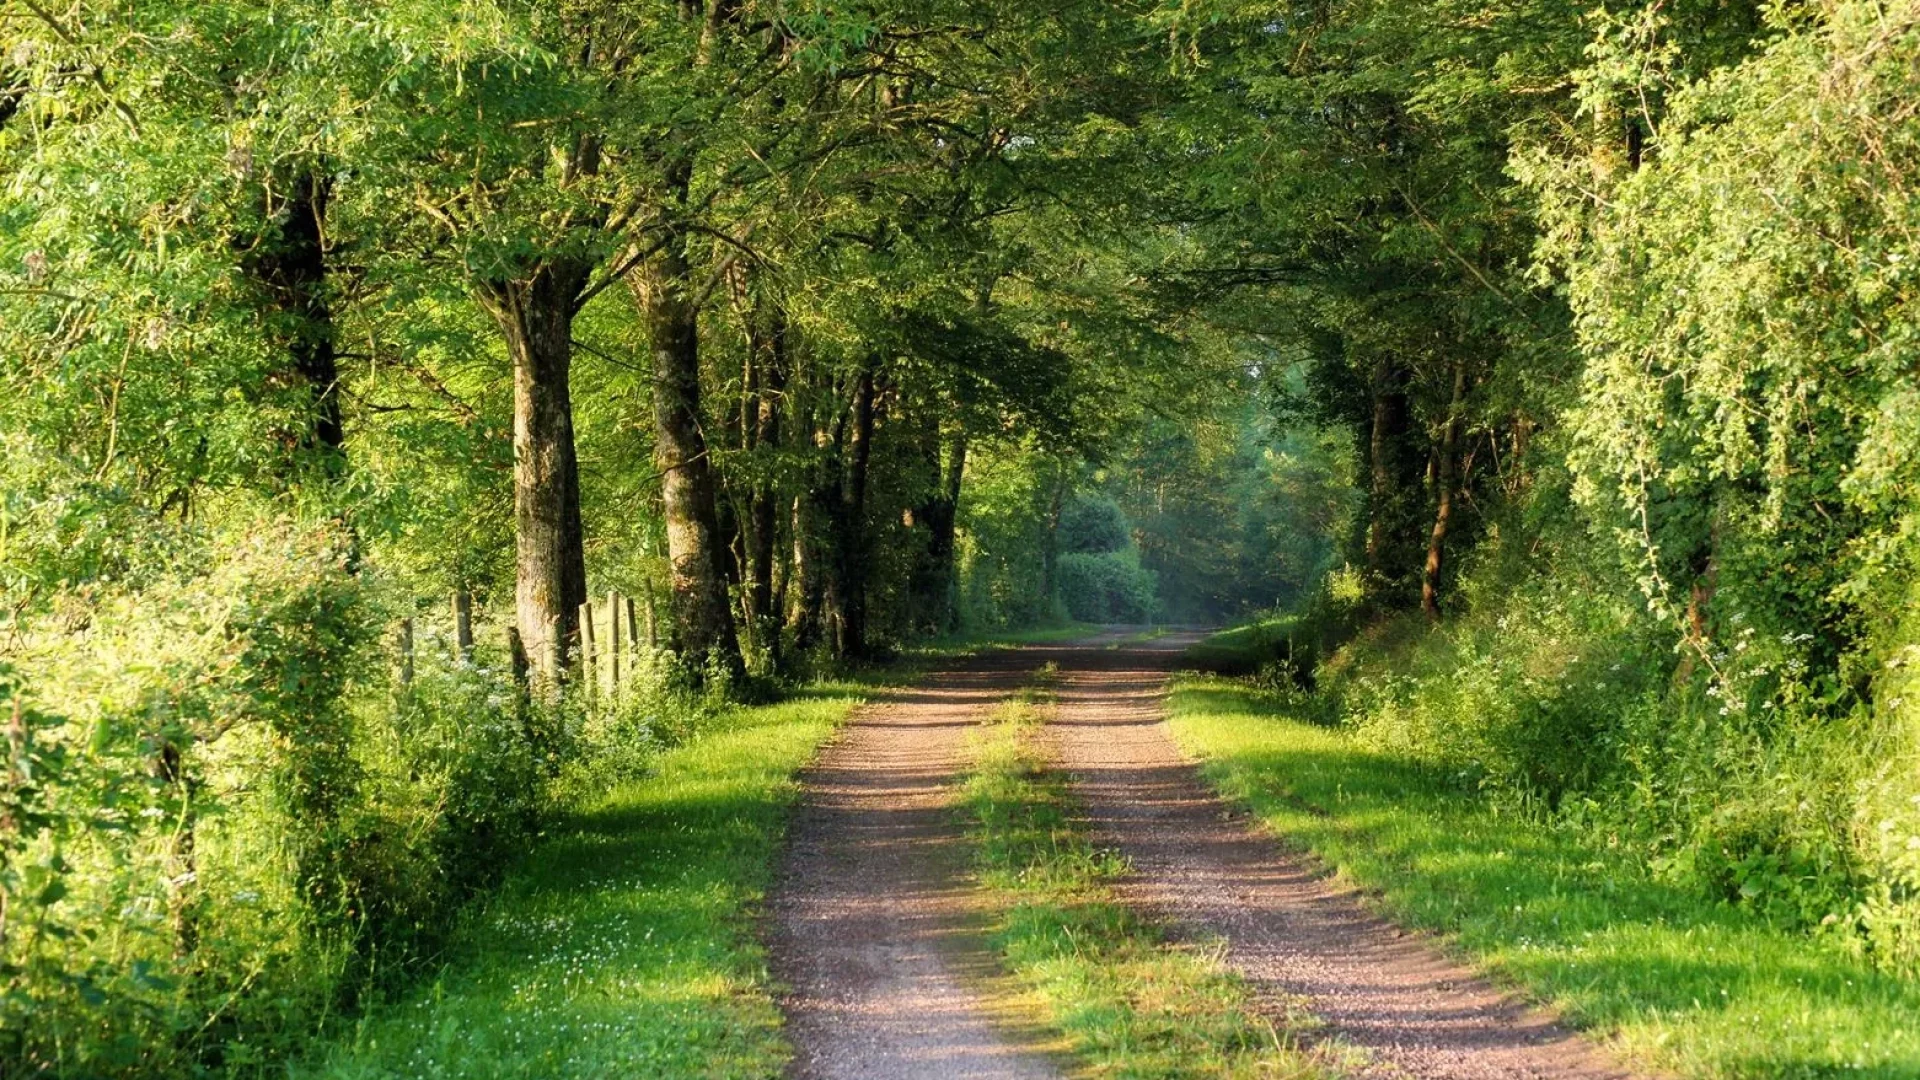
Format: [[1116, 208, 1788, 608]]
[[1166, 671, 1920, 1079], [962, 666, 1328, 1079], [292, 687, 864, 1080]]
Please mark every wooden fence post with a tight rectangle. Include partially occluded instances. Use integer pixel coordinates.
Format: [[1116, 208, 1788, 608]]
[[507, 625, 529, 693], [578, 600, 597, 698], [624, 595, 640, 658], [452, 589, 474, 662], [607, 590, 623, 696], [643, 581, 659, 648], [543, 614, 562, 697], [396, 617, 415, 689]]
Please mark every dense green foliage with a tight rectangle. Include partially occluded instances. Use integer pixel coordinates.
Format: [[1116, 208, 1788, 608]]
[[6, 0, 1920, 1073], [1162, 0, 1920, 994], [296, 688, 857, 1079]]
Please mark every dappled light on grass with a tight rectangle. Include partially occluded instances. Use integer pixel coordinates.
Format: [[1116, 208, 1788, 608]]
[[296, 693, 860, 1079], [1168, 675, 1920, 1078]]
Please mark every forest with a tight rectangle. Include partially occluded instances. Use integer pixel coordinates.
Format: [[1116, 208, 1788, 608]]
[[5, 0, 1920, 1077]]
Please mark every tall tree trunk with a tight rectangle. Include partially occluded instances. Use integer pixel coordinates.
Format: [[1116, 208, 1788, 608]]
[[1422, 360, 1467, 619], [743, 306, 788, 664], [789, 493, 825, 650], [909, 429, 967, 635], [631, 234, 744, 681], [1364, 354, 1417, 610], [479, 261, 592, 687], [827, 363, 876, 659], [254, 170, 345, 480]]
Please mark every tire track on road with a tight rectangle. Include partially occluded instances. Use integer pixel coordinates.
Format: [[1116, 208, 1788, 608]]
[[1040, 634, 1636, 1080], [769, 649, 1063, 1080]]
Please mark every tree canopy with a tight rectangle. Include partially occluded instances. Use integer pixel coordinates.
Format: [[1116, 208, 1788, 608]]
[[8, 0, 1920, 1073]]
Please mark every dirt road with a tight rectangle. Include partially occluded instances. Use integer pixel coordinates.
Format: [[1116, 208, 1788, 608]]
[[768, 649, 1061, 1080], [770, 632, 1633, 1080]]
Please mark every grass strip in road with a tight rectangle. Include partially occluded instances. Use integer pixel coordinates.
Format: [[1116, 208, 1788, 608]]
[[1166, 673, 1920, 1079], [295, 686, 863, 1080], [962, 667, 1328, 1079]]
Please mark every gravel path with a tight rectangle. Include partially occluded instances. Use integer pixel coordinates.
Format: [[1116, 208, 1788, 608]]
[[1037, 632, 1634, 1080], [768, 649, 1062, 1080]]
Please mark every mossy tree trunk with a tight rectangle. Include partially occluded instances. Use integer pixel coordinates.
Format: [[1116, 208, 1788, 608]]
[[632, 226, 744, 681], [479, 260, 593, 687]]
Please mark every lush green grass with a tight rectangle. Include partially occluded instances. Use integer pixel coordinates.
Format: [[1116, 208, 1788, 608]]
[[962, 671, 1327, 1079], [294, 687, 863, 1080], [1166, 672, 1920, 1079]]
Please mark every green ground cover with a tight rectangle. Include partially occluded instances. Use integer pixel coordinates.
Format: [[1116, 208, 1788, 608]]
[[1166, 665, 1920, 1079], [294, 687, 862, 1080]]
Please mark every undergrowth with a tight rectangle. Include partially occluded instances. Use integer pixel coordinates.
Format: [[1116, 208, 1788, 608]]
[[288, 685, 863, 1079]]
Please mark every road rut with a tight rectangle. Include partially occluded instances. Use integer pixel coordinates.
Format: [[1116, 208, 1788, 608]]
[[770, 633, 1637, 1079], [768, 649, 1061, 1080], [1038, 632, 1633, 1080]]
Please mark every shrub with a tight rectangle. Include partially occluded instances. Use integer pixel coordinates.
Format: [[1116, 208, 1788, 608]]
[[349, 647, 541, 961], [2, 519, 370, 1075], [1306, 527, 1913, 957], [1056, 550, 1157, 623], [1058, 496, 1130, 555]]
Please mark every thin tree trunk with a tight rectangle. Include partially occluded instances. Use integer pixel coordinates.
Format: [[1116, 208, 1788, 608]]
[[936, 434, 967, 632], [827, 363, 877, 659], [1422, 360, 1467, 620], [452, 589, 474, 662], [790, 494, 825, 649], [909, 428, 967, 635], [479, 261, 592, 688], [1591, 93, 1624, 188], [1678, 501, 1724, 679], [744, 306, 788, 664], [631, 231, 743, 681], [153, 740, 198, 958], [1040, 458, 1068, 616]]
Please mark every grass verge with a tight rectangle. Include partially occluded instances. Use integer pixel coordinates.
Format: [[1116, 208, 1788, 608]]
[[1166, 670, 1920, 1079], [294, 686, 863, 1080], [962, 667, 1327, 1079]]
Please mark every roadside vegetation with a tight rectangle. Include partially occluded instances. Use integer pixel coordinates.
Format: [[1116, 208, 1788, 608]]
[[962, 669, 1323, 1079], [290, 688, 861, 1080], [1174, 631, 1920, 1078]]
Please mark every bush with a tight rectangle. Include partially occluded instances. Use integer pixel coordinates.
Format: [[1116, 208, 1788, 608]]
[[544, 646, 724, 803], [2, 519, 370, 1076], [1304, 528, 1910, 958], [349, 648, 541, 961], [0, 519, 734, 1076], [1056, 550, 1157, 623], [1058, 496, 1130, 555]]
